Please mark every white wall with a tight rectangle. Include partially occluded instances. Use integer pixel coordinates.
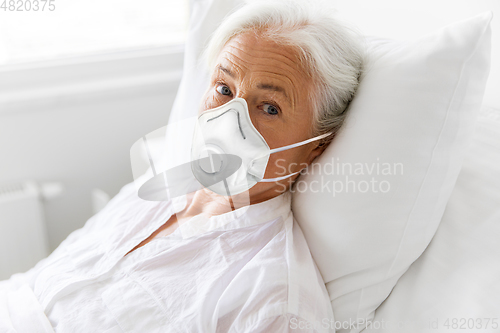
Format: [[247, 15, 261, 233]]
[[332, 0, 500, 109], [0, 47, 183, 251]]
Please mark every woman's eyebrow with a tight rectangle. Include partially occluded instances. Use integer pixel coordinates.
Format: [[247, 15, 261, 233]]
[[217, 64, 236, 78], [216, 64, 292, 106], [257, 83, 292, 106]]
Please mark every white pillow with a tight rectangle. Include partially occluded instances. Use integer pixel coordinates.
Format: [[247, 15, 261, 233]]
[[168, 0, 243, 125], [291, 12, 492, 332], [362, 106, 500, 333]]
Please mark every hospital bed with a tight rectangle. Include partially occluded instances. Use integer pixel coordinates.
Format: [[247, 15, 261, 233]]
[[168, 1, 500, 332]]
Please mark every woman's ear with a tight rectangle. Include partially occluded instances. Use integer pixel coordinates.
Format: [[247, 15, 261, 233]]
[[306, 140, 328, 165]]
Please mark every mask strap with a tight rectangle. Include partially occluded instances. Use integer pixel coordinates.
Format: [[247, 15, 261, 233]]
[[259, 170, 301, 182], [258, 131, 333, 183], [269, 132, 332, 155]]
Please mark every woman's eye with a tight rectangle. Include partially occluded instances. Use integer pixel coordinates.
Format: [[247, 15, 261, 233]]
[[216, 84, 232, 96], [263, 103, 279, 115]]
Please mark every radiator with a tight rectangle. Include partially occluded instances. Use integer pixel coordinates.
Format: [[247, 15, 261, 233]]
[[0, 181, 50, 280]]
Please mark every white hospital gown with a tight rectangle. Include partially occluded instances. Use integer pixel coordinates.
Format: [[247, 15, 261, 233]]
[[0, 181, 335, 333]]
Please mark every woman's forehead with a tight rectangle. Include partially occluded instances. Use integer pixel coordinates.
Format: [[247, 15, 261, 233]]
[[218, 33, 303, 74], [215, 33, 313, 108]]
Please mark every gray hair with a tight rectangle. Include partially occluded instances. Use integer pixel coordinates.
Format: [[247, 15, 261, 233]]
[[203, 0, 365, 146]]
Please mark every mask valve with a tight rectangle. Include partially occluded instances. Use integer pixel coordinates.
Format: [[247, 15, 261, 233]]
[[198, 144, 225, 174]]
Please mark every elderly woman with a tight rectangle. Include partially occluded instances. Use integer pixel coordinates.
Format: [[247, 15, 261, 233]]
[[0, 1, 363, 332]]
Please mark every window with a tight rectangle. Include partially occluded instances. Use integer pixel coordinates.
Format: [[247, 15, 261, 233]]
[[0, 0, 189, 66]]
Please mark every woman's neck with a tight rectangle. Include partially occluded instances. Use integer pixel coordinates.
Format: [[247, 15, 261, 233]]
[[176, 182, 290, 221], [177, 189, 233, 221]]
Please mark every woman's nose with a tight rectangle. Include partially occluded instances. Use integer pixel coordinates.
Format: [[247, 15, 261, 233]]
[[234, 95, 259, 130], [235, 88, 252, 101]]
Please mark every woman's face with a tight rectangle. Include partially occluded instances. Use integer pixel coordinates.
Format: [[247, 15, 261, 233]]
[[201, 32, 324, 203]]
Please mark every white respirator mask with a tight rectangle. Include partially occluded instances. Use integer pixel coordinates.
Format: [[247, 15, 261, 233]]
[[191, 97, 332, 196]]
